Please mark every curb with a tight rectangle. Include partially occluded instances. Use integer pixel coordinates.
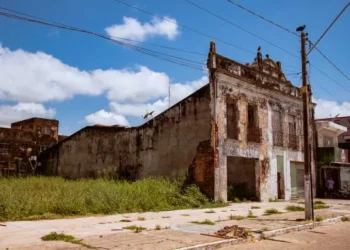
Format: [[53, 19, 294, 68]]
[[178, 214, 350, 250], [178, 237, 253, 250], [261, 214, 350, 239]]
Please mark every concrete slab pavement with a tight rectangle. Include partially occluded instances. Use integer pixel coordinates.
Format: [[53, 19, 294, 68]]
[[1, 199, 350, 249]]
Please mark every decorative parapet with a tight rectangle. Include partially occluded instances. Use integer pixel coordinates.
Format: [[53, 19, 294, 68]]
[[209, 50, 302, 99]]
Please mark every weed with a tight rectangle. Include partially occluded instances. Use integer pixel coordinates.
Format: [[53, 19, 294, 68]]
[[0, 177, 226, 222], [155, 225, 161, 230], [204, 210, 216, 213], [314, 201, 325, 205], [251, 206, 260, 209], [261, 227, 269, 232], [191, 219, 215, 225], [137, 216, 146, 221], [162, 216, 171, 218], [41, 232, 75, 242], [120, 219, 132, 222], [41, 232, 95, 249], [233, 198, 242, 203], [315, 216, 324, 222], [123, 225, 146, 232], [341, 216, 349, 222], [247, 210, 256, 218], [268, 197, 282, 202], [314, 203, 330, 210], [285, 205, 304, 212], [228, 215, 246, 220], [263, 208, 281, 216], [181, 214, 190, 216]]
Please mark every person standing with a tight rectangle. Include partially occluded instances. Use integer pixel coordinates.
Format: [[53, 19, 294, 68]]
[[326, 176, 335, 199]]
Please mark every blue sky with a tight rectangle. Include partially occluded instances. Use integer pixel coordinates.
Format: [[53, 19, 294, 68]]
[[0, 0, 349, 135]]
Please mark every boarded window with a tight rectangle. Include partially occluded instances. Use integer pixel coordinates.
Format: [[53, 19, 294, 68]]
[[0, 143, 10, 154], [247, 104, 258, 128], [273, 110, 283, 146], [226, 100, 238, 139]]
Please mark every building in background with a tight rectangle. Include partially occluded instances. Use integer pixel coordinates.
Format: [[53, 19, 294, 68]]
[[40, 42, 316, 202], [0, 118, 64, 175], [316, 117, 350, 199]]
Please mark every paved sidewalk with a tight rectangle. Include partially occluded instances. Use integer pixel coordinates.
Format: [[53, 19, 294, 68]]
[[1, 199, 350, 249]]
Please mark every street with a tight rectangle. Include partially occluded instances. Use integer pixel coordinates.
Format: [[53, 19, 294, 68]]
[[221, 221, 350, 250]]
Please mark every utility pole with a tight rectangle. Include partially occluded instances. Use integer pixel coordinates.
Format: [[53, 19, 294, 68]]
[[299, 29, 313, 221]]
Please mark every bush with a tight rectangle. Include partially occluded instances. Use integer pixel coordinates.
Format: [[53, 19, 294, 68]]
[[0, 177, 225, 222], [285, 205, 304, 212], [263, 208, 281, 216]]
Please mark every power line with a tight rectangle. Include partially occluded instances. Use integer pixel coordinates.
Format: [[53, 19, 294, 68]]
[[308, 2, 350, 55], [109, 0, 255, 55], [226, 0, 298, 37], [226, 0, 350, 87], [0, 6, 207, 57], [0, 10, 207, 72], [309, 41, 350, 82], [185, 0, 299, 59]]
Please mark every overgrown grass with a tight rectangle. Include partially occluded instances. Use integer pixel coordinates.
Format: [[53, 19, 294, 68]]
[[0, 177, 226, 222], [191, 219, 215, 225], [285, 205, 304, 212], [228, 214, 246, 220], [341, 216, 349, 222], [315, 216, 324, 222], [263, 208, 282, 216], [123, 225, 146, 233], [41, 232, 95, 248]]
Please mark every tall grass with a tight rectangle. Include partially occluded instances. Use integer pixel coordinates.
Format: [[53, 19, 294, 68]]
[[0, 177, 225, 222]]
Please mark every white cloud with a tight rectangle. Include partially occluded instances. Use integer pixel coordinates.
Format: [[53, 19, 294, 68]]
[[314, 98, 350, 119], [0, 44, 169, 103], [85, 76, 208, 126], [105, 16, 179, 41], [0, 103, 56, 127], [84, 110, 129, 127]]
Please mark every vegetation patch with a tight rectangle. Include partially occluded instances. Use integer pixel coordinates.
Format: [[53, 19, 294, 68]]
[[228, 215, 246, 220], [268, 198, 282, 202], [314, 201, 326, 205], [314, 203, 329, 210], [155, 225, 162, 230], [191, 219, 215, 225], [315, 216, 324, 222], [120, 219, 132, 222], [204, 210, 216, 213], [41, 232, 95, 249], [123, 225, 146, 233], [263, 208, 282, 216], [341, 216, 349, 222], [251, 206, 260, 209], [285, 205, 304, 212], [162, 216, 171, 218], [181, 214, 190, 216], [0, 177, 226, 222], [137, 216, 146, 221], [261, 227, 269, 232], [247, 210, 256, 218]]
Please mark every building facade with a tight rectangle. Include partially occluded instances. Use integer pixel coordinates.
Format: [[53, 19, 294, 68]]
[[40, 42, 315, 202], [0, 118, 60, 175]]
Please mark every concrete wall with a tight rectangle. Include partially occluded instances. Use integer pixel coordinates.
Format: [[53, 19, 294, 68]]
[[40, 85, 215, 197]]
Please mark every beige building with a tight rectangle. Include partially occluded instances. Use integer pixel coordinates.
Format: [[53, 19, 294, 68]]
[[40, 42, 315, 202]]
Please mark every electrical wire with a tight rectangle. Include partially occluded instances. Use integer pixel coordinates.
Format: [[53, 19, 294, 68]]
[[185, 0, 299, 59], [0, 10, 207, 72], [109, 0, 255, 55], [226, 0, 299, 37], [0, 6, 207, 57]]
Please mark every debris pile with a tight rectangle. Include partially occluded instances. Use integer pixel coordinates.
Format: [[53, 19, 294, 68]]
[[204, 225, 250, 239]]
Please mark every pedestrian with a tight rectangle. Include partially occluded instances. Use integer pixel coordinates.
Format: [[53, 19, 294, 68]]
[[326, 176, 335, 199]]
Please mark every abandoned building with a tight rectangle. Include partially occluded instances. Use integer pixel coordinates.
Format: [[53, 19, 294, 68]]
[[0, 117, 65, 175], [40, 42, 316, 202]]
